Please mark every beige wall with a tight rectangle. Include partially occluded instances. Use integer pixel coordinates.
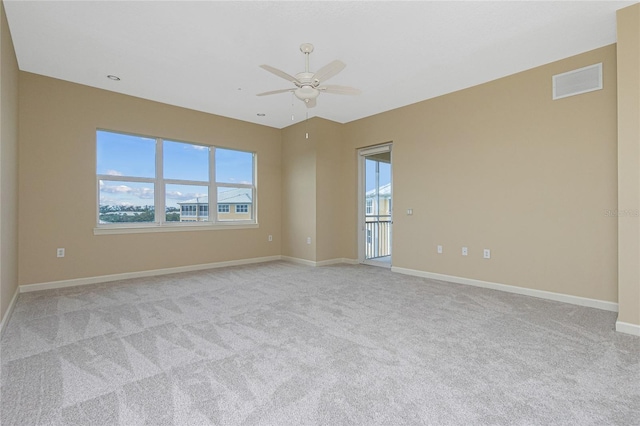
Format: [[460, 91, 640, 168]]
[[342, 45, 618, 303], [18, 72, 281, 285], [281, 117, 348, 263], [281, 121, 316, 261], [0, 0, 19, 322], [314, 118, 346, 262], [617, 4, 640, 327]]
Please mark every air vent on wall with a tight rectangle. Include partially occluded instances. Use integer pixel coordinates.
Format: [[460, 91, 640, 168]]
[[553, 63, 602, 100]]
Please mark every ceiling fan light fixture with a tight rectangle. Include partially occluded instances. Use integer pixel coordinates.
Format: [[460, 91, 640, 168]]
[[294, 86, 319, 101]]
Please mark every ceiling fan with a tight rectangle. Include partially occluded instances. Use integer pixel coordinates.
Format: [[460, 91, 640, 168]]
[[257, 43, 361, 108]]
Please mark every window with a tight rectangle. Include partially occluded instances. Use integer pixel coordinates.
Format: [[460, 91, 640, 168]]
[[236, 204, 248, 213], [366, 199, 373, 215], [97, 130, 256, 230]]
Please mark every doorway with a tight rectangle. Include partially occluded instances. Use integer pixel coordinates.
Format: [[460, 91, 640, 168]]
[[358, 144, 392, 267]]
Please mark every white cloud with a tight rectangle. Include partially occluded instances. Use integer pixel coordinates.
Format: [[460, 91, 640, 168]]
[[105, 169, 123, 176], [100, 183, 154, 199], [191, 145, 208, 151], [166, 191, 207, 201]]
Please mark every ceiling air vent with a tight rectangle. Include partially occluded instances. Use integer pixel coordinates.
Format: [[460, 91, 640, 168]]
[[552, 63, 602, 100]]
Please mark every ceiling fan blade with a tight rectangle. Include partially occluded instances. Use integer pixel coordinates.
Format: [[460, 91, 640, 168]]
[[256, 88, 294, 97], [305, 98, 317, 108], [313, 60, 346, 83], [319, 85, 361, 95], [259, 64, 299, 83]]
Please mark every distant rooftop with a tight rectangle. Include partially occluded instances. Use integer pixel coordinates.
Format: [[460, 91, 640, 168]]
[[366, 183, 391, 198], [178, 188, 252, 205]]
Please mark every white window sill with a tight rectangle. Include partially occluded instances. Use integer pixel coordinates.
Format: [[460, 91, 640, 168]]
[[94, 222, 258, 235]]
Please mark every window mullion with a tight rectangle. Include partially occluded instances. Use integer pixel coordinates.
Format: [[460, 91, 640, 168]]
[[210, 147, 217, 224], [156, 138, 165, 225]]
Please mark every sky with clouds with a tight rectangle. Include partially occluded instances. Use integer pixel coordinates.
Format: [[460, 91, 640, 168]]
[[97, 131, 253, 209]]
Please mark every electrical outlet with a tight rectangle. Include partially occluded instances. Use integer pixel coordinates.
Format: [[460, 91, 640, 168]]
[[462, 247, 468, 256], [437, 245, 443, 254], [57, 248, 65, 258], [407, 208, 413, 215], [268, 235, 273, 242], [483, 249, 491, 259], [306, 237, 311, 245]]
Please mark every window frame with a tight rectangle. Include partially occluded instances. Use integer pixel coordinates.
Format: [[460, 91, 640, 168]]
[[95, 129, 258, 235]]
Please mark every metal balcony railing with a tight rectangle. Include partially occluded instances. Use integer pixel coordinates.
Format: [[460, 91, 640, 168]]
[[365, 215, 391, 259]]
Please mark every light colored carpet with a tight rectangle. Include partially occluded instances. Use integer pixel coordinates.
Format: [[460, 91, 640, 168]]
[[1, 261, 638, 425]]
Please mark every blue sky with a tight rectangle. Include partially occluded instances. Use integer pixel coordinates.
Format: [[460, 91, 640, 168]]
[[365, 158, 391, 192], [97, 131, 253, 209]]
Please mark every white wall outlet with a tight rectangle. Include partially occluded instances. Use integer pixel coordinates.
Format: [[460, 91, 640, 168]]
[[437, 245, 443, 254], [56, 248, 65, 258], [407, 208, 413, 215], [462, 247, 468, 256], [306, 237, 312, 245], [483, 249, 491, 259], [268, 235, 273, 242]]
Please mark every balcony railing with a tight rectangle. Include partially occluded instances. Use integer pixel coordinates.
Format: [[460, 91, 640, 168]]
[[365, 215, 391, 259]]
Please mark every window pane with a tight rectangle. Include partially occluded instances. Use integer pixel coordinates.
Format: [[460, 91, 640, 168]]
[[217, 187, 252, 221], [215, 148, 253, 184], [164, 140, 209, 182], [99, 180, 155, 223], [97, 131, 155, 178], [166, 183, 208, 222]]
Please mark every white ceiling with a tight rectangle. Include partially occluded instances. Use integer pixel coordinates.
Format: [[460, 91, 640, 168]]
[[4, 1, 635, 129]]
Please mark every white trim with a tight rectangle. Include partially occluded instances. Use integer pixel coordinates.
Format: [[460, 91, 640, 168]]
[[20, 256, 281, 293], [0, 286, 20, 337], [616, 321, 640, 337], [316, 258, 359, 266], [281, 256, 359, 267], [359, 144, 391, 156], [281, 256, 317, 267], [391, 267, 619, 312], [94, 222, 258, 235]]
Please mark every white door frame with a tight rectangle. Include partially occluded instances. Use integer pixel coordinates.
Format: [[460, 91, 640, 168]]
[[358, 143, 393, 267]]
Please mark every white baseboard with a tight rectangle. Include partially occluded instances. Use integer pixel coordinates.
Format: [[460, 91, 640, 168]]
[[282, 256, 359, 267], [316, 258, 359, 266], [0, 285, 19, 337], [281, 256, 317, 267], [391, 267, 619, 313], [616, 321, 640, 336], [20, 255, 282, 293]]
